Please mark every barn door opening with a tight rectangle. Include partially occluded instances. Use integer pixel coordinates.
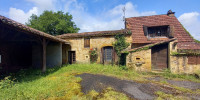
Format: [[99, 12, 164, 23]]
[[68, 51, 76, 64], [151, 43, 168, 70], [102, 46, 113, 64], [62, 44, 71, 64]]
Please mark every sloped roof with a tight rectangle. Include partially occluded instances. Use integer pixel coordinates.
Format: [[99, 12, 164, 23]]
[[177, 42, 200, 50], [56, 29, 131, 39], [0, 15, 68, 43], [126, 14, 194, 43], [124, 38, 176, 53]]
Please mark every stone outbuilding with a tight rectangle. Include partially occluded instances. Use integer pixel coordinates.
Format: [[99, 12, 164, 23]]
[[124, 10, 200, 74], [57, 10, 200, 74], [57, 30, 132, 64]]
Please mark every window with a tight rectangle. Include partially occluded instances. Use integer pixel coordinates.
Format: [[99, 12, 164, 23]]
[[84, 38, 90, 48], [188, 56, 200, 65], [143, 25, 171, 38]]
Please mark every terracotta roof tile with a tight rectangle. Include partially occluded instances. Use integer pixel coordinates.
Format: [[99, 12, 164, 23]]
[[177, 42, 200, 50], [0, 15, 68, 43], [56, 29, 131, 39], [126, 14, 194, 43], [124, 38, 176, 52]]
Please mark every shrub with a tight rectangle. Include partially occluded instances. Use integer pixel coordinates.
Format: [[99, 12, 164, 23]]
[[0, 76, 15, 89], [89, 48, 98, 63]]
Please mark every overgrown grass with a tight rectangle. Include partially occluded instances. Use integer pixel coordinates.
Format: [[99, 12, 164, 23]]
[[155, 91, 189, 100], [141, 69, 200, 83], [1, 64, 200, 99], [0, 64, 138, 100]]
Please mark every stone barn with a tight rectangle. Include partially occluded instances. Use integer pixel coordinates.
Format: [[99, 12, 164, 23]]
[[0, 15, 69, 74], [124, 10, 200, 74]]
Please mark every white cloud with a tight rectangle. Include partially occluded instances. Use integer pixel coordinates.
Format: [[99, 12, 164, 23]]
[[26, 0, 56, 13], [9, 7, 38, 24], [64, 1, 156, 32], [178, 12, 200, 40], [8, 0, 56, 24], [108, 2, 156, 18], [8, 1, 156, 32]]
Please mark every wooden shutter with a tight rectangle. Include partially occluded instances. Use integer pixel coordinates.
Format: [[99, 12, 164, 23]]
[[197, 56, 200, 64], [188, 56, 197, 65], [168, 25, 174, 38], [143, 26, 148, 36], [84, 38, 90, 48]]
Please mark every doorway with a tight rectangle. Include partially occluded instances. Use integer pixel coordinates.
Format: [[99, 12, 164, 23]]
[[68, 51, 76, 64], [151, 43, 168, 70], [102, 46, 114, 64]]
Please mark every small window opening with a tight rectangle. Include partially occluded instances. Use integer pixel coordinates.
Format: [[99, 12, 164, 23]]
[[172, 43, 177, 50], [144, 26, 169, 38], [136, 57, 140, 60], [84, 38, 90, 48]]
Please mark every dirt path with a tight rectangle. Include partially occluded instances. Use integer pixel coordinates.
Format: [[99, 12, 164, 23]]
[[76, 73, 187, 100]]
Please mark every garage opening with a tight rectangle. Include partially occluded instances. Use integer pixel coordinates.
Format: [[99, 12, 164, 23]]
[[151, 43, 168, 70]]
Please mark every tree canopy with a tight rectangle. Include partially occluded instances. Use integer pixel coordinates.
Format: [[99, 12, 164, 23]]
[[26, 11, 80, 35]]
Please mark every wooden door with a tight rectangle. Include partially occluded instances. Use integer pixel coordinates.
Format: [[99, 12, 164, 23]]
[[151, 43, 168, 70], [103, 47, 113, 64], [68, 51, 76, 64]]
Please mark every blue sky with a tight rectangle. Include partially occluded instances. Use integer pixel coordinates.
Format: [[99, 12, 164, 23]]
[[0, 0, 200, 40]]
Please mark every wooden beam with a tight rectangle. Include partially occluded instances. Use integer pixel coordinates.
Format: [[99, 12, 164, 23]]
[[42, 38, 46, 72]]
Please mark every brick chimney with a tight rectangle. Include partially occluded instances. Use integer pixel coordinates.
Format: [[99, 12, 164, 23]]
[[167, 10, 175, 17]]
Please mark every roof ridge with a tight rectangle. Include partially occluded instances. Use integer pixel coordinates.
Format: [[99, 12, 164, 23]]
[[125, 14, 168, 19], [0, 15, 68, 43]]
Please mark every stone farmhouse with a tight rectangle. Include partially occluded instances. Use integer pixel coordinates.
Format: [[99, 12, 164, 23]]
[[0, 10, 200, 74]]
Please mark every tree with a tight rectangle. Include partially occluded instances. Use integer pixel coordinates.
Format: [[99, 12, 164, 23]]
[[26, 11, 80, 35]]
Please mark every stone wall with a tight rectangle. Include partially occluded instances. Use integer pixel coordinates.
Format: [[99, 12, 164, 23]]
[[169, 41, 200, 74], [65, 35, 132, 64], [126, 49, 151, 72], [170, 56, 200, 74]]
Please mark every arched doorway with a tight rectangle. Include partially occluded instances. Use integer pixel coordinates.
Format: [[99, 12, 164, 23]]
[[102, 46, 114, 64]]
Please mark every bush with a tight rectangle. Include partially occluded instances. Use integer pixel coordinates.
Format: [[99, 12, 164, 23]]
[[0, 76, 15, 89], [89, 48, 98, 63]]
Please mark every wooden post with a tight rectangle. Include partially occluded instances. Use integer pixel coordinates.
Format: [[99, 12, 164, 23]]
[[42, 38, 46, 72]]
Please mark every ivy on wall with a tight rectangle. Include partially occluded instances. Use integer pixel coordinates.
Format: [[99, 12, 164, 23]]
[[113, 34, 130, 65]]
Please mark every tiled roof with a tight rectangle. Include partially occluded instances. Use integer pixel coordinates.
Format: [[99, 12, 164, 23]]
[[126, 14, 194, 43], [56, 29, 131, 39], [177, 42, 200, 50], [0, 15, 68, 43], [124, 38, 176, 53]]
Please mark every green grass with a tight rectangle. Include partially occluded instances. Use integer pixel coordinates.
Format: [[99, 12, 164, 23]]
[[1, 64, 200, 99], [0, 64, 138, 100], [155, 91, 189, 100], [141, 69, 200, 83]]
